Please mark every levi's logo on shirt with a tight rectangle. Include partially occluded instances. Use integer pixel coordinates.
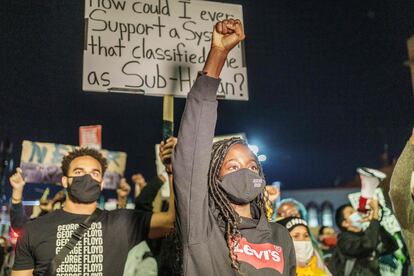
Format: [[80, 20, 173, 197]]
[[234, 237, 284, 273]]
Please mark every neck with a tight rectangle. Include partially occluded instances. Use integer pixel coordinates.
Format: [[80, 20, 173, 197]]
[[231, 203, 252, 218], [63, 198, 97, 215]]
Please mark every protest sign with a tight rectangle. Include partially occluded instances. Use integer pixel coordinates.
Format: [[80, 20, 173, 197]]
[[79, 125, 102, 149], [83, 0, 248, 100], [20, 140, 126, 190]]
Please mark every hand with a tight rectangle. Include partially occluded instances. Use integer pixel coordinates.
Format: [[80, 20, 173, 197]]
[[52, 190, 66, 202], [117, 178, 131, 199], [159, 137, 178, 174], [368, 199, 380, 220], [212, 19, 245, 54], [132, 173, 146, 188], [265, 186, 280, 204], [9, 168, 26, 191], [39, 200, 53, 213]]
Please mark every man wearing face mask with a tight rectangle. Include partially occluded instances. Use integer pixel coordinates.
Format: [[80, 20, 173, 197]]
[[11, 147, 175, 276], [329, 200, 398, 276]]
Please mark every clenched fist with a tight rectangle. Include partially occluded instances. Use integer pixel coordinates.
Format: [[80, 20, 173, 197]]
[[203, 19, 245, 78], [117, 178, 131, 199], [265, 186, 280, 205], [212, 19, 245, 54]]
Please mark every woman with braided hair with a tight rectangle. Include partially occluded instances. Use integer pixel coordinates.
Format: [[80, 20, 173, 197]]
[[173, 19, 296, 276]]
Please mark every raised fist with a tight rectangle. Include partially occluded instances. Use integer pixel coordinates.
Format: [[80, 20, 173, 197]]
[[9, 168, 26, 191], [212, 19, 245, 54], [265, 186, 280, 204], [117, 178, 131, 199]]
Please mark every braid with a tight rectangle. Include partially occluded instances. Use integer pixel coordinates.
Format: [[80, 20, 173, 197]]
[[208, 137, 267, 275]]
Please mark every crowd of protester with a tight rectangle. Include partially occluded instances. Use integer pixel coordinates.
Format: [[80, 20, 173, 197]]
[[0, 19, 413, 276]]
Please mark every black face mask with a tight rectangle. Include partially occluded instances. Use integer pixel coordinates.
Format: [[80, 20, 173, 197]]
[[218, 168, 265, 204], [67, 174, 101, 204]]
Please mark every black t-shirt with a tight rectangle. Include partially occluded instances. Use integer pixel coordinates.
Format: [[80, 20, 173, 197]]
[[13, 208, 152, 276]]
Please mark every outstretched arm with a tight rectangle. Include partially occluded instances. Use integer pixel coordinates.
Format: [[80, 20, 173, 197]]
[[148, 138, 177, 239], [172, 19, 245, 244], [9, 168, 29, 231]]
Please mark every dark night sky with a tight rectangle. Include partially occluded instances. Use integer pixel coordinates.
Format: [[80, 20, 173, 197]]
[[2, 0, 414, 197]]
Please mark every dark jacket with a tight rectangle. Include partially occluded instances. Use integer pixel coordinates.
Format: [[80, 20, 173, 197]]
[[329, 220, 398, 276], [173, 73, 296, 276]]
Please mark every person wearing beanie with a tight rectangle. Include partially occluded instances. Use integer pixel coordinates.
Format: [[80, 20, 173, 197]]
[[278, 217, 331, 276]]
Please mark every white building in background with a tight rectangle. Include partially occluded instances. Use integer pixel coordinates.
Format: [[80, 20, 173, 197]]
[[281, 187, 359, 228]]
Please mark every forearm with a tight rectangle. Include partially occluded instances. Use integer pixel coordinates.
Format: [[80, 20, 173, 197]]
[[340, 220, 381, 256], [11, 188, 23, 204], [12, 269, 33, 276], [166, 174, 175, 223], [203, 48, 228, 78], [173, 71, 220, 242], [117, 196, 127, 209], [134, 177, 163, 212], [389, 142, 414, 228], [10, 202, 29, 232]]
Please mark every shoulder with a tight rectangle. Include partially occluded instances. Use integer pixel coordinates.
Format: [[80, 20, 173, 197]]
[[25, 210, 64, 229], [269, 221, 292, 237], [105, 209, 152, 221], [268, 222, 294, 247]]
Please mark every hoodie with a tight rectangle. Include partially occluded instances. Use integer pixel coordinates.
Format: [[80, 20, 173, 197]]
[[173, 73, 296, 276]]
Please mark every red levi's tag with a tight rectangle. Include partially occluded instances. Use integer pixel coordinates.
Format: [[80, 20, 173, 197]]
[[234, 237, 284, 273]]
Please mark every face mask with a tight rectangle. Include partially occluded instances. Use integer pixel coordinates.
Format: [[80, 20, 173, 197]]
[[67, 174, 101, 204], [293, 240, 314, 264], [349, 212, 363, 229], [322, 236, 337, 247], [219, 168, 265, 204]]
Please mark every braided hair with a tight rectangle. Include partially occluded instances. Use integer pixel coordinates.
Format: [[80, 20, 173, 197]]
[[208, 137, 270, 274]]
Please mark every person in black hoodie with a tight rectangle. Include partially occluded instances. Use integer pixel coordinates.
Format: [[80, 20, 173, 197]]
[[329, 200, 398, 275], [173, 19, 296, 276]]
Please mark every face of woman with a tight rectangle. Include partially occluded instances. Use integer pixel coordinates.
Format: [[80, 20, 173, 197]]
[[277, 203, 300, 219], [289, 226, 310, 241], [219, 144, 259, 178]]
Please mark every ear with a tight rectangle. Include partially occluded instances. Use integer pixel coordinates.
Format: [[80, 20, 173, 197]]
[[100, 180, 105, 191], [61, 176, 69, 188]]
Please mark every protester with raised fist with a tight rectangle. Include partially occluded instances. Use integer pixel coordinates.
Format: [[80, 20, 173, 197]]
[[124, 138, 178, 276], [11, 147, 175, 276], [173, 19, 295, 275], [329, 200, 398, 275]]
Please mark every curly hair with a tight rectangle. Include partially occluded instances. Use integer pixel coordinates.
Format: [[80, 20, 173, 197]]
[[208, 137, 269, 274], [61, 148, 108, 177]]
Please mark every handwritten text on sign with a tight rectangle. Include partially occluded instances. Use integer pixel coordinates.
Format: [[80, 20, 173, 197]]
[[83, 0, 248, 100]]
